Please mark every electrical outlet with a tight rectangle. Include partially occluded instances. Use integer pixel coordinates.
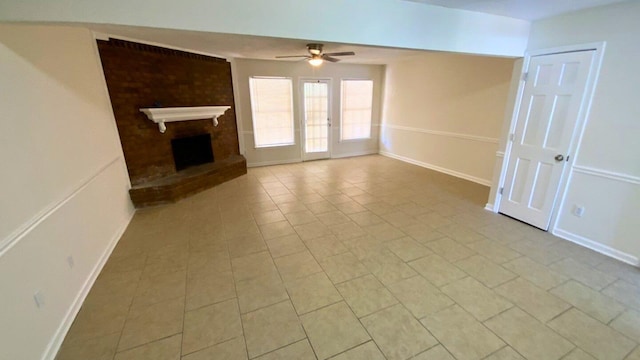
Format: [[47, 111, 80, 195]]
[[67, 255, 75, 269], [573, 205, 585, 217], [34, 291, 45, 308]]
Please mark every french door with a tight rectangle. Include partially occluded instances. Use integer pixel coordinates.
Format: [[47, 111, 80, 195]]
[[500, 50, 595, 230], [301, 79, 331, 160]]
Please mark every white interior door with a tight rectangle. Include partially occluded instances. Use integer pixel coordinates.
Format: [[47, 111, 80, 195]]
[[500, 50, 595, 230], [302, 80, 331, 161]]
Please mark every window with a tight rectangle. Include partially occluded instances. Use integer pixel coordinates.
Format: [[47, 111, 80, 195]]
[[341, 79, 373, 140], [249, 77, 295, 147]]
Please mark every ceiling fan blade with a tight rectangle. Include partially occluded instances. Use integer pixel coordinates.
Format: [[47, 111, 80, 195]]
[[322, 55, 341, 62], [275, 55, 309, 58], [323, 51, 355, 57]]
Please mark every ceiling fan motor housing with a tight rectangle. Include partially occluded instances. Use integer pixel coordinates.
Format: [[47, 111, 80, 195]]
[[307, 43, 323, 55]]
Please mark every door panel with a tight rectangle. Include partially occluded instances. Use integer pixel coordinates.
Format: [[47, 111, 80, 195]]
[[302, 80, 330, 160], [500, 50, 595, 230]]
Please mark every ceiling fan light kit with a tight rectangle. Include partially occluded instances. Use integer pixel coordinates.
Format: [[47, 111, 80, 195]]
[[276, 43, 355, 66], [308, 55, 324, 67]]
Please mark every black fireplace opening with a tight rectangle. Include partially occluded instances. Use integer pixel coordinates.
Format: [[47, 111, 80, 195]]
[[171, 134, 214, 171]]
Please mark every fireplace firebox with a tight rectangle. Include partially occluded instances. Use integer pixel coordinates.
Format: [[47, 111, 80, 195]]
[[171, 134, 214, 171]]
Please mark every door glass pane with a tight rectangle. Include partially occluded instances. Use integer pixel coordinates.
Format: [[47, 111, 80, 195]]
[[304, 82, 329, 153]]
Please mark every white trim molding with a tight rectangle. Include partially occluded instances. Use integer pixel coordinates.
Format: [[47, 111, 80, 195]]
[[247, 158, 302, 168], [572, 165, 640, 185], [246, 151, 377, 167], [382, 124, 499, 144], [331, 150, 378, 159], [496, 151, 505, 157], [0, 157, 122, 257], [380, 151, 492, 186], [484, 203, 495, 212], [553, 228, 639, 267]]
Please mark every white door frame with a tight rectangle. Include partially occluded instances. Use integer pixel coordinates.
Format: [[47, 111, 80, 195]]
[[490, 42, 606, 232], [299, 77, 333, 161]]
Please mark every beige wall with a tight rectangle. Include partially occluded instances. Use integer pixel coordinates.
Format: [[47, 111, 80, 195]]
[[487, 58, 524, 208], [380, 53, 516, 185], [0, 25, 134, 359], [233, 58, 384, 166]]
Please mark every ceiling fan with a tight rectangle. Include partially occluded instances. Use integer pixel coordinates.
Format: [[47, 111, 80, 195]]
[[276, 43, 355, 66]]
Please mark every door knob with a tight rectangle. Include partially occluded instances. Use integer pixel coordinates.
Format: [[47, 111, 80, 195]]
[[554, 154, 564, 162]]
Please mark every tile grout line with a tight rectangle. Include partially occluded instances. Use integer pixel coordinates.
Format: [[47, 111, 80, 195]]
[[482, 305, 576, 360], [111, 248, 151, 358], [324, 339, 379, 360], [216, 217, 250, 360], [178, 228, 193, 358]]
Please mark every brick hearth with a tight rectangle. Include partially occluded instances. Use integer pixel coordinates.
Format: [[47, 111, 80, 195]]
[[129, 154, 246, 207]]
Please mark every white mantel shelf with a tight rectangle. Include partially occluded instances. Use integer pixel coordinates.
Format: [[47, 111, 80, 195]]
[[140, 106, 231, 133]]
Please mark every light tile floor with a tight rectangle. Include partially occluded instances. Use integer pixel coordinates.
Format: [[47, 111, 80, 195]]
[[56, 155, 640, 360]]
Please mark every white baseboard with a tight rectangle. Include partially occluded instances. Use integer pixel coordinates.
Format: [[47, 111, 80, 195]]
[[553, 228, 639, 267], [247, 158, 302, 168], [331, 150, 378, 159], [43, 210, 135, 360], [379, 151, 492, 187], [484, 203, 495, 212], [247, 151, 377, 167]]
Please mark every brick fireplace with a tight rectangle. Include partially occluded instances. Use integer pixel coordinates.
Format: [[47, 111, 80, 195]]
[[97, 39, 247, 207]]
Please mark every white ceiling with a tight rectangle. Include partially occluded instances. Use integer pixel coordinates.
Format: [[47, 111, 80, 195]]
[[88, 24, 430, 65], [401, 0, 629, 20], [86, 0, 626, 64]]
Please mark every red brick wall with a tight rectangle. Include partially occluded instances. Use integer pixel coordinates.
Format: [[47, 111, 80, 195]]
[[97, 39, 241, 185]]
